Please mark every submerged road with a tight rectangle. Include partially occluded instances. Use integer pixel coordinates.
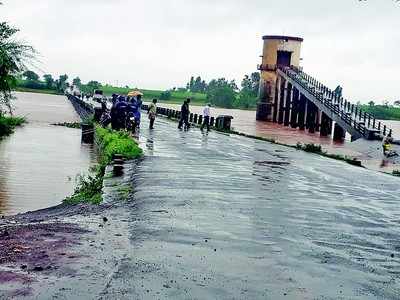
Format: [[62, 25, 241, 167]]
[[3, 117, 400, 299], [102, 117, 400, 299]]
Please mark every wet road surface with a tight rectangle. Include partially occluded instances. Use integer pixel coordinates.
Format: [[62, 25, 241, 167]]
[[102, 117, 400, 299], [2, 116, 400, 299]]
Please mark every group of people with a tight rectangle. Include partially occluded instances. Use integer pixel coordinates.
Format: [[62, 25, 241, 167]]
[[178, 98, 212, 132], [100, 93, 145, 132], [99, 94, 212, 134]]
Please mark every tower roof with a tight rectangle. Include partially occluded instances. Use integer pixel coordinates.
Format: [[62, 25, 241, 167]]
[[262, 35, 303, 42]]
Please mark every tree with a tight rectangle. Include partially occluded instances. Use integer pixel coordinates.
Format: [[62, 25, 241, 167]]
[[86, 80, 101, 92], [206, 78, 237, 108], [43, 74, 54, 89], [368, 101, 375, 107], [72, 76, 81, 87], [0, 20, 35, 114], [250, 72, 260, 96], [55, 74, 68, 92], [23, 70, 39, 81], [393, 100, 400, 107]]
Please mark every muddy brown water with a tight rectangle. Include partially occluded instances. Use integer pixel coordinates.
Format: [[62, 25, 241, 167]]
[[145, 102, 400, 172], [0, 92, 96, 216]]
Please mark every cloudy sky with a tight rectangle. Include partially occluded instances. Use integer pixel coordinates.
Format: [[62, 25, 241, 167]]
[[1, 0, 399, 102]]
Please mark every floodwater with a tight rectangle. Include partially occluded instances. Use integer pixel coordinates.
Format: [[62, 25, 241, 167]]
[[0, 92, 95, 216], [147, 102, 400, 172]]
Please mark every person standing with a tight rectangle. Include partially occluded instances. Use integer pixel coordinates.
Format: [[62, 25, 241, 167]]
[[178, 98, 190, 130], [201, 103, 211, 132], [148, 98, 157, 129]]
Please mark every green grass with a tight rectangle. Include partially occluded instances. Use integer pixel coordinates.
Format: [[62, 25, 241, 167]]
[[0, 115, 26, 138], [360, 105, 400, 121], [95, 126, 143, 164], [64, 125, 142, 205]]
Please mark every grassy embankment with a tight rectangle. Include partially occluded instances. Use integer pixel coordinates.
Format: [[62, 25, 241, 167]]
[[360, 105, 400, 121], [85, 85, 207, 106], [64, 125, 142, 205], [0, 115, 26, 139]]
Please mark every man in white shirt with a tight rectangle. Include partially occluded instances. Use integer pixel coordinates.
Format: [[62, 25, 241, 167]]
[[201, 103, 211, 132]]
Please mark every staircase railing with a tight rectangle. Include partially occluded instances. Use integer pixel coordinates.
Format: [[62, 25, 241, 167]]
[[277, 66, 392, 138]]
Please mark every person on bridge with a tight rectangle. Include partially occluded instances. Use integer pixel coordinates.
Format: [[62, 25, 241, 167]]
[[148, 98, 158, 130], [201, 103, 211, 132], [110, 95, 119, 130], [178, 98, 190, 130], [115, 96, 128, 130]]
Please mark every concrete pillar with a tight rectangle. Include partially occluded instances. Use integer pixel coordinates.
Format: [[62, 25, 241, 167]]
[[278, 78, 286, 124], [333, 123, 345, 141], [298, 94, 307, 130], [320, 112, 332, 136], [315, 109, 322, 132], [306, 102, 317, 133], [273, 76, 281, 122], [290, 88, 300, 128], [284, 83, 292, 126]]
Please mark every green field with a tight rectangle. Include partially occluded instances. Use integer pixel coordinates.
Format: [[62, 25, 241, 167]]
[[14, 82, 208, 106], [88, 85, 207, 105]]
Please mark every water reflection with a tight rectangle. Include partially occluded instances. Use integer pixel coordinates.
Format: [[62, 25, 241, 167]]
[[0, 92, 95, 216]]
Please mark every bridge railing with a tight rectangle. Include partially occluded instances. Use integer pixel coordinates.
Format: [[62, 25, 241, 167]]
[[278, 66, 392, 138]]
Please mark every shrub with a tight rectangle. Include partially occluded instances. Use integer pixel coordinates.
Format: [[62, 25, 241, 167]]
[[95, 126, 143, 164], [160, 90, 171, 100], [302, 143, 322, 153], [0, 116, 26, 138]]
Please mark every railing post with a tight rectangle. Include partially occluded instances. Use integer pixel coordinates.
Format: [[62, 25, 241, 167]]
[[389, 129, 392, 137], [383, 125, 387, 136], [373, 118, 376, 129], [378, 121, 381, 131]]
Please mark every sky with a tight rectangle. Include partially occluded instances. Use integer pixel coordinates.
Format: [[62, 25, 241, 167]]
[[1, 0, 399, 102]]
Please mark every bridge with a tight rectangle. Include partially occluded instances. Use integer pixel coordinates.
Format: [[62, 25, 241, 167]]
[[256, 35, 391, 141]]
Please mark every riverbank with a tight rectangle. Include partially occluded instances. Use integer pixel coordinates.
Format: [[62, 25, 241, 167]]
[[13, 87, 63, 95]]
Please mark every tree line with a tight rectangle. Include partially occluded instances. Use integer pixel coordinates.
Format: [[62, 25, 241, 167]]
[[18, 70, 103, 95], [182, 73, 260, 109]]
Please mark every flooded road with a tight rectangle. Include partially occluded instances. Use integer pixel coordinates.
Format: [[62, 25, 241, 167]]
[[96, 117, 400, 299], [0, 92, 95, 216], [146, 102, 400, 173], [2, 114, 400, 299]]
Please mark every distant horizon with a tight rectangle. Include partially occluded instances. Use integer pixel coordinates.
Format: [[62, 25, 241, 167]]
[[2, 0, 399, 103]]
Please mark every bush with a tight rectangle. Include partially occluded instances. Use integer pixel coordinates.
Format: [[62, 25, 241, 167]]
[[64, 126, 143, 205], [95, 126, 143, 164], [392, 170, 400, 177], [64, 167, 104, 205], [302, 143, 322, 153], [0, 116, 26, 138], [160, 90, 171, 100]]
